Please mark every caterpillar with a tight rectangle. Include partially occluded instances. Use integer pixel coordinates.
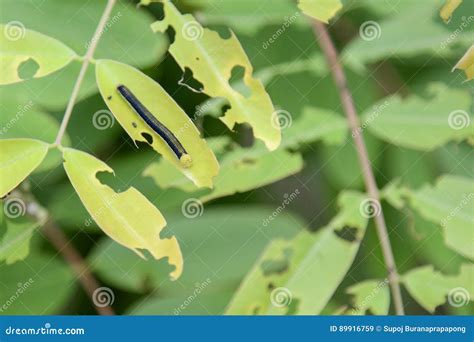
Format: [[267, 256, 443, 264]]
[[117, 85, 192, 168]]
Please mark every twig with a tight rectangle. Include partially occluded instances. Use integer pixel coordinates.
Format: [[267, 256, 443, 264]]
[[42, 222, 115, 315], [312, 21, 405, 315], [54, 0, 117, 145]]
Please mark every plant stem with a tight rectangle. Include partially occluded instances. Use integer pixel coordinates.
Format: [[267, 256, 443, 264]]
[[43, 222, 115, 315], [54, 0, 117, 145], [312, 21, 405, 315]]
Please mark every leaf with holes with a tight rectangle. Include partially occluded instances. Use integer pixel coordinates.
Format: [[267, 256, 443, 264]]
[[346, 279, 390, 315], [363, 84, 473, 151], [95, 59, 219, 188], [0, 139, 49, 197], [0, 24, 76, 85], [144, 108, 347, 200], [453, 45, 474, 82], [62, 148, 183, 280], [402, 264, 473, 312], [298, 0, 342, 23], [226, 191, 368, 314], [404, 175, 474, 260], [149, 0, 281, 151]]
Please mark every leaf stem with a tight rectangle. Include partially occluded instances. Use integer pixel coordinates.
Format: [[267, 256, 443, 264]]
[[42, 222, 115, 315], [54, 0, 117, 146], [312, 20, 405, 315]]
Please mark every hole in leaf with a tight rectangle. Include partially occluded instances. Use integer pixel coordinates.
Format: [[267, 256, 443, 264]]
[[18, 58, 39, 80], [262, 248, 292, 276], [132, 122, 137, 128], [267, 282, 275, 291], [96, 171, 123, 193], [285, 298, 300, 315], [334, 226, 358, 242], [141, 132, 154, 145], [178, 67, 204, 93], [229, 65, 251, 98]]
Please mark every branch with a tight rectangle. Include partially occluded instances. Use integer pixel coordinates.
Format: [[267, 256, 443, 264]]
[[54, 0, 117, 145], [42, 222, 115, 315], [312, 21, 405, 315]]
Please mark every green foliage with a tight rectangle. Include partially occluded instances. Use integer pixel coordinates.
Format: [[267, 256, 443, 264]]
[[0, 0, 472, 317]]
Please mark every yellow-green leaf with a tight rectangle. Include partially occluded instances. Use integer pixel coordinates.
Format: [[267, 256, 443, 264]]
[[226, 191, 368, 315], [298, 0, 342, 23], [150, 0, 281, 151], [440, 0, 463, 23], [0, 24, 76, 85], [346, 279, 390, 315], [0, 138, 49, 197], [453, 45, 474, 82], [62, 148, 183, 280], [95, 59, 219, 188], [402, 264, 473, 312]]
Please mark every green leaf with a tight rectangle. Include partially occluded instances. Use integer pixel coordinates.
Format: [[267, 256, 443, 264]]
[[95, 59, 219, 189], [404, 175, 474, 260], [453, 45, 474, 82], [144, 108, 347, 201], [346, 279, 390, 315], [62, 148, 183, 280], [0, 0, 168, 110], [0, 23, 76, 85], [0, 101, 70, 172], [150, 0, 281, 151], [298, 0, 342, 23], [342, 1, 472, 69], [0, 213, 38, 264], [226, 191, 368, 315], [439, 0, 463, 23], [192, 0, 304, 35], [402, 264, 473, 312], [0, 253, 74, 314], [0, 139, 49, 197], [90, 206, 303, 314], [363, 84, 473, 151]]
